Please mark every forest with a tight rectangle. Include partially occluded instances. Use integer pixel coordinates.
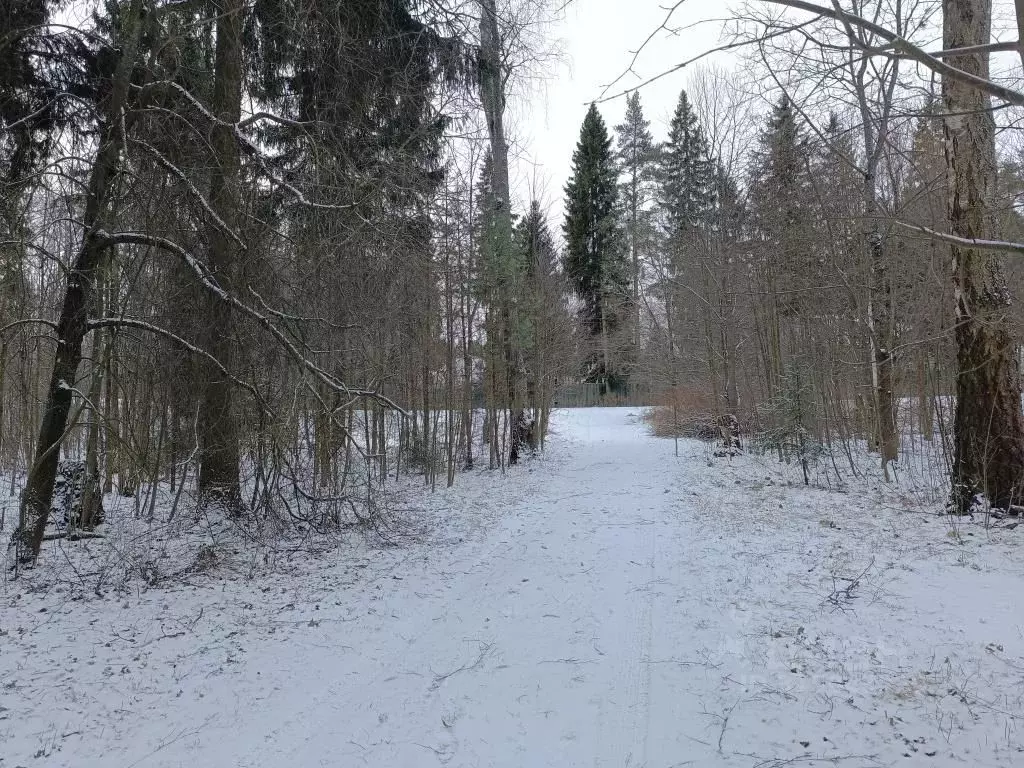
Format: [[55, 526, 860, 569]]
[[4, 1, 1024, 765], [4, 0, 1024, 566]]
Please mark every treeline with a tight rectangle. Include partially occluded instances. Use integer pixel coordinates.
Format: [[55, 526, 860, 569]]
[[0, 0, 574, 564], [4, 0, 1024, 567], [562, 0, 1024, 510]]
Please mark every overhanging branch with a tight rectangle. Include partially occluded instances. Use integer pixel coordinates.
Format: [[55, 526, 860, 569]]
[[761, 0, 1024, 109], [895, 220, 1024, 256], [92, 230, 410, 415]]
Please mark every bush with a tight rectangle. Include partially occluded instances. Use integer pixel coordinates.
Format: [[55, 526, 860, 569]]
[[642, 387, 740, 447]]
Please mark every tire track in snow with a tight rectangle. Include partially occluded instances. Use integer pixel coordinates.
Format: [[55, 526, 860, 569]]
[[593, 475, 658, 768]]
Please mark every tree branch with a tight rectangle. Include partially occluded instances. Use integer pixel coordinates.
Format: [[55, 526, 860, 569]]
[[92, 230, 410, 414], [894, 220, 1024, 256], [0, 318, 58, 337], [129, 137, 247, 251], [761, 0, 1024, 108], [86, 316, 268, 407]]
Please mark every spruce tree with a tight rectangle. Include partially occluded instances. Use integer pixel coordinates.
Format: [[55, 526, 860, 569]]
[[516, 200, 561, 436], [614, 92, 659, 355], [656, 89, 715, 402], [749, 96, 812, 281], [660, 89, 716, 249], [519, 200, 558, 282], [563, 103, 629, 391], [747, 95, 815, 405], [711, 160, 745, 419], [748, 95, 815, 318]]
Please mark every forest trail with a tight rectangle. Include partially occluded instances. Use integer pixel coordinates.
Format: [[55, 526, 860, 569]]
[[4, 409, 1024, 768]]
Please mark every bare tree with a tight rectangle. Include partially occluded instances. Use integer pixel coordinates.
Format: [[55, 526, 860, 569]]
[[13, 0, 147, 563]]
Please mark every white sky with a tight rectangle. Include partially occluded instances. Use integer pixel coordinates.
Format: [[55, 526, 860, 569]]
[[512, 0, 732, 221], [515, 0, 1024, 226]]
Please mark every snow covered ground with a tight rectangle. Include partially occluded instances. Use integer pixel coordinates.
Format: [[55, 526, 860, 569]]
[[2, 408, 1024, 767]]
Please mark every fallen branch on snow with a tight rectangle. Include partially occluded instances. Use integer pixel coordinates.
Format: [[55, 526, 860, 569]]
[[825, 557, 875, 613]]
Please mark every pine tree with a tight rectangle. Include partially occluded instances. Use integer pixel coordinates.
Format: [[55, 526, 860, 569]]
[[563, 103, 629, 392]]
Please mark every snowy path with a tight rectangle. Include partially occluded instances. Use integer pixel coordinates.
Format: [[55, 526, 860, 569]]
[[4, 409, 1024, 767]]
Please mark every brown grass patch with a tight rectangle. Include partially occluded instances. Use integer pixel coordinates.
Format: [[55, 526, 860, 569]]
[[642, 387, 720, 439]]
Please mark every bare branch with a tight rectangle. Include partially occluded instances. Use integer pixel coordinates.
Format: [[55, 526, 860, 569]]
[[86, 316, 268, 407], [92, 230, 410, 414], [129, 137, 247, 251], [760, 0, 1024, 108], [0, 318, 59, 337], [894, 220, 1024, 256]]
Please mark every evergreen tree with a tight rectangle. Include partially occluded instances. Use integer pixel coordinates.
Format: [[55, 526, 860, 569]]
[[712, 162, 744, 247], [811, 111, 861, 315], [474, 151, 524, 337], [516, 199, 564, 438], [614, 92, 659, 353], [518, 200, 558, 282], [903, 99, 946, 224], [660, 89, 716, 248], [746, 96, 818, 423], [474, 151, 497, 275], [754, 362, 825, 486], [894, 100, 951, 442], [656, 88, 715, 402], [748, 95, 814, 319], [563, 103, 629, 391], [749, 96, 812, 269], [709, 160, 745, 417]]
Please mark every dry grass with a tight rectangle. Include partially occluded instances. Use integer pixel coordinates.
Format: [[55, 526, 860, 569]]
[[642, 387, 722, 439]]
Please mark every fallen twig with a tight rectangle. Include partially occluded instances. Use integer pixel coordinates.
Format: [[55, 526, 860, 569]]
[[826, 557, 875, 612], [430, 642, 494, 691]]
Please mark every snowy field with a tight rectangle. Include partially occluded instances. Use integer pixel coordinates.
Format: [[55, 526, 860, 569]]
[[2, 408, 1024, 767]]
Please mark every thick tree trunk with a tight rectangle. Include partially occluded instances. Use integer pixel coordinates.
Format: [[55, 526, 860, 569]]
[[11, 0, 144, 563], [943, 0, 1024, 512], [479, 0, 524, 465], [196, 0, 244, 511]]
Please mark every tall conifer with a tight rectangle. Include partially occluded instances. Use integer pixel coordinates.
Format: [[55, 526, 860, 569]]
[[564, 104, 629, 390], [614, 92, 658, 358], [660, 90, 716, 247]]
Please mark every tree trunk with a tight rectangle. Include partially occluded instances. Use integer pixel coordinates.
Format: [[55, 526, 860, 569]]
[[479, 0, 524, 465], [943, 0, 1024, 512], [196, 0, 244, 512], [630, 172, 641, 366], [80, 326, 105, 531], [867, 226, 899, 477], [11, 0, 145, 563]]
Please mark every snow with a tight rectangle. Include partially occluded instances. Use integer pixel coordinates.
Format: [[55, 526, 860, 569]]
[[3, 408, 1024, 767]]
